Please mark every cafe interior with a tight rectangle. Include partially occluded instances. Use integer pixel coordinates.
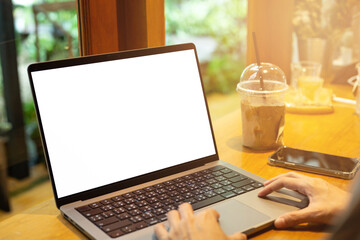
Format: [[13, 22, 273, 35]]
[[0, 0, 360, 239]]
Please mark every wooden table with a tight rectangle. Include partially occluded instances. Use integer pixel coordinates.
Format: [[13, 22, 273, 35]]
[[0, 84, 359, 240]]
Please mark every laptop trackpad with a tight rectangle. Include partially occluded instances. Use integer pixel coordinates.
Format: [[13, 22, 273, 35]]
[[213, 199, 271, 235]]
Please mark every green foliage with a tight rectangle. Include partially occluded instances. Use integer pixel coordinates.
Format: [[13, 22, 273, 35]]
[[165, 0, 247, 94], [14, 2, 78, 62]]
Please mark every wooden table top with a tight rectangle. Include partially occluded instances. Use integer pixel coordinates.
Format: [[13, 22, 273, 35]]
[[0, 84, 359, 240]]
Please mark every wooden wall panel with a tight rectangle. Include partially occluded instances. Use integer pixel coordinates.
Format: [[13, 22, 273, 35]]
[[77, 0, 165, 56], [247, 0, 294, 81]]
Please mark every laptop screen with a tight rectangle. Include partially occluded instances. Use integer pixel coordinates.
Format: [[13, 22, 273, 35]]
[[30, 48, 216, 198]]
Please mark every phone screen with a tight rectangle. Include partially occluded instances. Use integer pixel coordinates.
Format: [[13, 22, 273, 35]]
[[271, 147, 359, 173]]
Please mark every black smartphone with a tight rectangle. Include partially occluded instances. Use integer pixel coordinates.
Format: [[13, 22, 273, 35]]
[[268, 146, 360, 179]]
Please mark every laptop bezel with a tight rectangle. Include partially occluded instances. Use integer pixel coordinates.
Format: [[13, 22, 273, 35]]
[[27, 43, 220, 209]]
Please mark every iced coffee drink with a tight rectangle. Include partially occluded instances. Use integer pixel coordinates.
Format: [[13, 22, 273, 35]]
[[237, 63, 288, 150], [241, 101, 285, 150]]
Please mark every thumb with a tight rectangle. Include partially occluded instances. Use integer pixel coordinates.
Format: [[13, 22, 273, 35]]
[[228, 232, 247, 240], [274, 208, 314, 228]]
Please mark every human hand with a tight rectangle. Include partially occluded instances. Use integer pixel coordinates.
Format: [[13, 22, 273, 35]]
[[258, 172, 350, 229], [154, 203, 247, 240]]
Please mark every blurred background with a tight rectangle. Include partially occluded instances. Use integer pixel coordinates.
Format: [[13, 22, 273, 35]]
[[0, 0, 359, 220]]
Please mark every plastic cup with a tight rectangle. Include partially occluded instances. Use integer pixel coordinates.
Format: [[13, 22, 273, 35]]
[[291, 61, 323, 102], [348, 63, 360, 116], [237, 63, 288, 150]]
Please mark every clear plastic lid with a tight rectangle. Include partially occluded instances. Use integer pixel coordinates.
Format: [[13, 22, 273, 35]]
[[236, 63, 288, 95]]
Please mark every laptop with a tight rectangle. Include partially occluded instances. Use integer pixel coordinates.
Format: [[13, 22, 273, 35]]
[[28, 43, 307, 239]]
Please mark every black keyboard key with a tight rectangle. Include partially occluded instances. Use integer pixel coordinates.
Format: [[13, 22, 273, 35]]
[[144, 186, 155, 192], [251, 182, 263, 188], [101, 205, 114, 211], [111, 196, 123, 202], [83, 208, 103, 217], [112, 201, 125, 208], [153, 208, 166, 216], [118, 213, 131, 220], [197, 181, 208, 188], [142, 212, 156, 219], [154, 183, 165, 189], [76, 205, 91, 212], [242, 185, 255, 191], [130, 215, 143, 223], [183, 192, 194, 199], [89, 214, 103, 222], [194, 194, 207, 201], [145, 217, 159, 225], [204, 191, 217, 198], [152, 202, 164, 209], [133, 189, 145, 195], [129, 209, 142, 216], [168, 191, 179, 197], [220, 168, 232, 174], [157, 214, 168, 222], [214, 188, 226, 195], [222, 185, 235, 191], [135, 221, 148, 230], [232, 179, 254, 188], [220, 180, 232, 186], [212, 171, 223, 177], [136, 200, 148, 207], [209, 166, 225, 171], [124, 198, 136, 205], [221, 191, 236, 199], [102, 219, 132, 232], [121, 225, 137, 233], [173, 177, 184, 183], [113, 207, 126, 214], [122, 193, 135, 199], [194, 176, 205, 182], [178, 187, 189, 194], [164, 205, 176, 212], [215, 176, 226, 182], [141, 205, 153, 212], [182, 175, 193, 180], [135, 194, 147, 201], [233, 188, 245, 195], [158, 194, 169, 201], [145, 191, 158, 198], [155, 188, 167, 194], [164, 180, 175, 186], [175, 182, 187, 188], [102, 211, 115, 218], [224, 171, 239, 179], [185, 198, 197, 204], [192, 195, 225, 210], [89, 202, 102, 209], [173, 195, 184, 202], [166, 185, 177, 191], [125, 204, 137, 211], [108, 229, 124, 238], [229, 175, 246, 183], [187, 184, 199, 191], [95, 216, 118, 227], [147, 197, 159, 204], [211, 183, 222, 189], [100, 199, 113, 205], [163, 198, 175, 206], [206, 179, 217, 184]]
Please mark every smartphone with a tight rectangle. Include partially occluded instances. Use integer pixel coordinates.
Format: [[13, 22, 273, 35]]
[[268, 146, 360, 179]]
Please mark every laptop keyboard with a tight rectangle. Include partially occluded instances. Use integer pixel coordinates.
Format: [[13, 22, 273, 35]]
[[75, 166, 263, 238]]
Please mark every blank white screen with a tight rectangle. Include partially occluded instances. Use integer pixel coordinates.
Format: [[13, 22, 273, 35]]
[[31, 49, 216, 198]]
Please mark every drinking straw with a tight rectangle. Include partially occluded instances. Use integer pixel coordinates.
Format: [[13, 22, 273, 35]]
[[252, 32, 265, 91]]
